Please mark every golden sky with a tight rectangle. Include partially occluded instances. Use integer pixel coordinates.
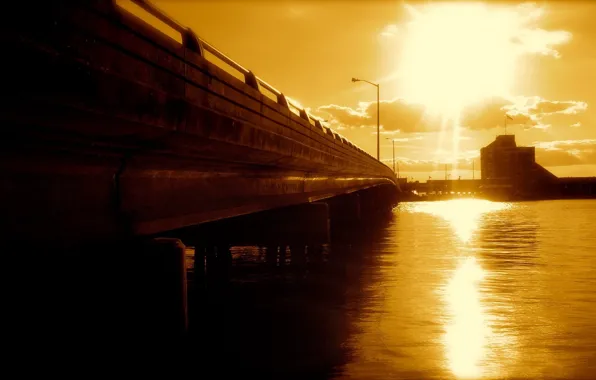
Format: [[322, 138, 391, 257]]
[[150, 0, 596, 180]]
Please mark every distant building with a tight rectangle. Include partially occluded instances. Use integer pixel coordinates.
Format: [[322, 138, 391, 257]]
[[397, 177, 408, 188], [559, 177, 596, 198], [480, 135, 558, 199], [400, 134, 595, 201]]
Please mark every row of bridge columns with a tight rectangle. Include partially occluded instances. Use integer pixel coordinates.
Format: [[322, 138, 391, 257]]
[[5, 185, 398, 343], [146, 185, 399, 336]]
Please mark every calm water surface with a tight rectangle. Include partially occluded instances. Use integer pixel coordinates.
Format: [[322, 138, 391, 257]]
[[202, 199, 596, 380]]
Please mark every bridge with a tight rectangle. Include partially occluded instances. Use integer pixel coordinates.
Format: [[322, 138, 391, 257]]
[[1, 0, 399, 251], [406, 179, 481, 194]]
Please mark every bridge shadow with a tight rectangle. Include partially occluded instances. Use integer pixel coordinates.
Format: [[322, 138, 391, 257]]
[[3, 208, 394, 376], [185, 212, 394, 379]]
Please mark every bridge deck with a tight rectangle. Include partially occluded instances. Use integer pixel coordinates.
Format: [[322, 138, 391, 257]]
[[0, 1, 397, 247]]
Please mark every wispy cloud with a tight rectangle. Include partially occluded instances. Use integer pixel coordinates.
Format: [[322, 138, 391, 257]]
[[528, 100, 587, 115], [511, 28, 572, 58], [379, 156, 479, 172], [532, 139, 596, 166], [460, 95, 587, 130], [318, 98, 436, 133], [380, 24, 399, 37], [318, 95, 587, 132]]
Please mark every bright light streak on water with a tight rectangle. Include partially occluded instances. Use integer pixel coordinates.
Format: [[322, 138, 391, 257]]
[[197, 199, 596, 380]]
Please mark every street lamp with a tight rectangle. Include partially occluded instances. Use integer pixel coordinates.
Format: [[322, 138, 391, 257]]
[[385, 137, 396, 176], [384, 138, 400, 179], [352, 77, 380, 160]]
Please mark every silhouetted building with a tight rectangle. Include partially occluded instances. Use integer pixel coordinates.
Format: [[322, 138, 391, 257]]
[[480, 135, 558, 199], [401, 135, 595, 201], [559, 177, 596, 198], [397, 177, 408, 189]]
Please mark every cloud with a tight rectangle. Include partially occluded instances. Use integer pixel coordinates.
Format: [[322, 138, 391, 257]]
[[318, 99, 437, 133], [533, 139, 596, 150], [535, 149, 584, 167], [388, 137, 424, 143], [500, 4, 573, 58], [385, 158, 439, 173], [459, 97, 536, 130], [369, 100, 432, 132], [395, 2, 573, 71], [381, 157, 478, 173], [528, 100, 587, 115], [380, 24, 399, 37], [318, 94, 587, 134], [511, 28, 572, 58], [316, 104, 367, 126], [459, 96, 587, 130], [385, 138, 596, 174], [533, 139, 596, 166], [570, 122, 581, 128]]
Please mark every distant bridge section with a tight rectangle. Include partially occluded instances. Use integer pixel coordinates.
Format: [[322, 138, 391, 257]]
[[1, 0, 398, 248], [407, 179, 481, 194]]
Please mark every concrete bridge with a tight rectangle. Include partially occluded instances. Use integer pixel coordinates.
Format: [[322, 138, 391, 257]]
[[1, 0, 399, 251], [406, 179, 481, 195]]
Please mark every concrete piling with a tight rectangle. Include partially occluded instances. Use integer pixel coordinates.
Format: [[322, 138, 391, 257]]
[[143, 238, 188, 336]]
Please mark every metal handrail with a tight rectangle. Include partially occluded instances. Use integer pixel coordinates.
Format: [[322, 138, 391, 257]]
[[257, 78, 289, 107], [257, 78, 281, 96], [199, 39, 250, 76], [131, 0, 187, 33], [126, 1, 295, 105], [127, 0, 258, 87], [124, 0, 369, 153]]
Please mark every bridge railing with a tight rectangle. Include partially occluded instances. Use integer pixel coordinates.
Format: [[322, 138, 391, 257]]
[[117, 0, 377, 162], [7, 0, 391, 177], [1, 0, 398, 243]]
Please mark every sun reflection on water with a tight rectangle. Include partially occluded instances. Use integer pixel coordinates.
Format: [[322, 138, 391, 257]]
[[443, 256, 490, 379], [411, 199, 508, 242], [410, 199, 514, 378]]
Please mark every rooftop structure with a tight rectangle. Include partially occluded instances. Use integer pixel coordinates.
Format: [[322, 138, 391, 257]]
[[480, 135, 592, 200]]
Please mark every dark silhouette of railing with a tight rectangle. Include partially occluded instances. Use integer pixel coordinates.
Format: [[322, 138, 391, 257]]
[[121, 0, 372, 159], [0, 0, 397, 247]]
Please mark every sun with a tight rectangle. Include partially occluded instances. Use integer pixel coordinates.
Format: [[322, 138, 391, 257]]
[[399, 3, 521, 115]]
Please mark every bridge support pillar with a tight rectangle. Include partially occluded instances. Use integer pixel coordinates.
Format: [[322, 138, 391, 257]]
[[193, 246, 205, 287], [290, 245, 306, 268], [266, 246, 278, 267], [140, 238, 188, 336], [322, 193, 361, 240], [358, 186, 398, 220]]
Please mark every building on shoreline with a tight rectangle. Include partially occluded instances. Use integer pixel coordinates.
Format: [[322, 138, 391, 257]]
[[479, 135, 595, 200], [399, 135, 594, 201]]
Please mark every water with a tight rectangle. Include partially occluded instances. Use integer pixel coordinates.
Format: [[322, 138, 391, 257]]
[[196, 199, 596, 380]]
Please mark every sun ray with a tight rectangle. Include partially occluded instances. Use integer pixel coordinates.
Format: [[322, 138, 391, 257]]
[[435, 114, 451, 177], [399, 3, 520, 115], [451, 113, 462, 177], [398, 2, 533, 173]]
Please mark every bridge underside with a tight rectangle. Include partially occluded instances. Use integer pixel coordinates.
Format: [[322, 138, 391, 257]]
[[0, 136, 397, 249], [0, 2, 398, 249]]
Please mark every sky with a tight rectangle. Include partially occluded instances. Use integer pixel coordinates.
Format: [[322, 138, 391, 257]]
[[143, 0, 596, 180]]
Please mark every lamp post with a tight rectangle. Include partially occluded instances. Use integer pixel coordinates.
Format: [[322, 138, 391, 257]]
[[352, 77, 380, 160], [385, 137, 396, 176]]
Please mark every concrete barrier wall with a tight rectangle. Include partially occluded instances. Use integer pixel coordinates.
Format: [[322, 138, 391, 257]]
[[0, 2, 397, 247]]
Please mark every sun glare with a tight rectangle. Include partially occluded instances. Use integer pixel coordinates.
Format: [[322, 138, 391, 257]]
[[400, 3, 521, 115], [444, 256, 489, 378], [412, 199, 507, 242]]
